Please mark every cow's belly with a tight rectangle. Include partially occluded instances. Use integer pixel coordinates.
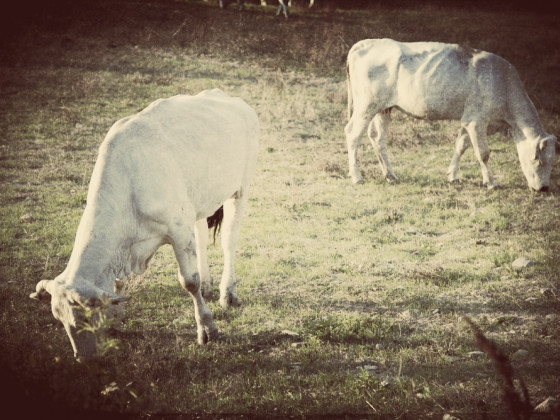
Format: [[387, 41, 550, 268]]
[[395, 54, 470, 121], [396, 83, 467, 121]]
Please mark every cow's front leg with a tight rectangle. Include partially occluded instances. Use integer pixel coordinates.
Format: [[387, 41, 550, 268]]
[[463, 121, 498, 189], [219, 191, 248, 308], [368, 111, 397, 182], [194, 218, 213, 298], [172, 226, 218, 344], [447, 127, 471, 183]]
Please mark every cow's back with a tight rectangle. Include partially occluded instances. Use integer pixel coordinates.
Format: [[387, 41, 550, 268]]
[[90, 90, 259, 222], [348, 38, 472, 73], [107, 90, 258, 160], [348, 39, 488, 119]]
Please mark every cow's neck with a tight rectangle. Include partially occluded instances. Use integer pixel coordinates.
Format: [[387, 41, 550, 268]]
[[63, 194, 132, 291], [506, 81, 547, 143]]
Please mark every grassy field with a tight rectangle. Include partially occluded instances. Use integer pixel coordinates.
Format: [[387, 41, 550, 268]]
[[1, 0, 559, 418]]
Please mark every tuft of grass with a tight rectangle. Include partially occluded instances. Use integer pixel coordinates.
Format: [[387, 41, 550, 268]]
[[303, 312, 400, 344]]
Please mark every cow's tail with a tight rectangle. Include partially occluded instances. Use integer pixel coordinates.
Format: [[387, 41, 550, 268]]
[[207, 206, 224, 244], [346, 60, 353, 121]]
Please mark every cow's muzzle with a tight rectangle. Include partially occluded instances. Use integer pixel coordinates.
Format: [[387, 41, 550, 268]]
[[533, 185, 549, 192]]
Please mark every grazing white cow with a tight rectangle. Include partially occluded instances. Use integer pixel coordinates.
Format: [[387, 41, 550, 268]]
[[345, 38, 556, 191], [30, 89, 260, 361]]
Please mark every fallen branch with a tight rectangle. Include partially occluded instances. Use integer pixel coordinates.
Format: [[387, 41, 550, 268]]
[[464, 316, 532, 420]]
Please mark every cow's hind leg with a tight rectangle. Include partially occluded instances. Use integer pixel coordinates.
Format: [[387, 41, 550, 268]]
[[345, 106, 377, 184], [194, 218, 213, 298], [447, 127, 471, 183], [219, 190, 248, 308], [368, 110, 397, 182], [171, 222, 218, 344]]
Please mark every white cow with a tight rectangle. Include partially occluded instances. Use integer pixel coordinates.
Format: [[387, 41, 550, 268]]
[[30, 89, 260, 361], [345, 38, 556, 191]]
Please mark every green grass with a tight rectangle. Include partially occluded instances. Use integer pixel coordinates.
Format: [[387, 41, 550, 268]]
[[1, 0, 560, 418]]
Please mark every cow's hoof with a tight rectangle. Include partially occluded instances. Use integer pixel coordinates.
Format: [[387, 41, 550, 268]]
[[220, 293, 240, 309], [352, 177, 364, 185], [447, 173, 460, 183], [198, 326, 219, 344], [201, 284, 214, 300], [349, 170, 363, 184]]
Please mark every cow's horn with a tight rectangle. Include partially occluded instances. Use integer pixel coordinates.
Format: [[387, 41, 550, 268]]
[[29, 279, 53, 302], [111, 296, 130, 305]]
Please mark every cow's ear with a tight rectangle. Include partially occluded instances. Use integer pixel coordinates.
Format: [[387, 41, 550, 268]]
[[540, 135, 557, 152], [29, 279, 53, 303]]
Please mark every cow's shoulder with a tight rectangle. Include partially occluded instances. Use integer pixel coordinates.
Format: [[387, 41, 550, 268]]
[[101, 95, 194, 146], [470, 49, 511, 72], [468, 49, 518, 86], [197, 88, 228, 98], [196, 89, 252, 111]]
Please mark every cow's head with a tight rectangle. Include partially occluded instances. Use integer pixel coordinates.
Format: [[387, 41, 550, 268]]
[[30, 279, 128, 361], [516, 134, 556, 191]]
